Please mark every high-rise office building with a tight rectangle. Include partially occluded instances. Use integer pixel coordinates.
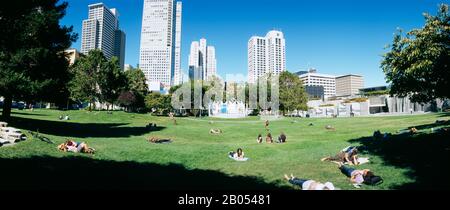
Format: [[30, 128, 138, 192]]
[[188, 38, 217, 81], [335, 74, 364, 97], [81, 3, 126, 68], [114, 30, 126, 70], [248, 30, 286, 83], [139, 0, 182, 90], [206, 46, 217, 79]]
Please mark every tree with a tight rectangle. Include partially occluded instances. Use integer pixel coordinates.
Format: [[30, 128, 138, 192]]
[[145, 92, 171, 115], [117, 91, 137, 112], [124, 68, 148, 111], [279, 71, 308, 115], [0, 0, 77, 120], [97, 56, 127, 110], [69, 50, 105, 110], [169, 80, 210, 116], [125, 68, 148, 97], [381, 4, 450, 103]]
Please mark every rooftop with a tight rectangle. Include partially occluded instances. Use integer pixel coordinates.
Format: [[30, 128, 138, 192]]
[[298, 72, 336, 78], [336, 74, 363, 78]]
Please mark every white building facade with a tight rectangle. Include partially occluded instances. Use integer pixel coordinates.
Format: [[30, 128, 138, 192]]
[[298, 69, 336, 98], [248, 30, 286, 83], [81, 3, 125, 65], [139, 0, 182, 90]]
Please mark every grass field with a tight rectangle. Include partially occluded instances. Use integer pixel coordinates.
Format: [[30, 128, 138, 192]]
[[1, 109, 449, 190]]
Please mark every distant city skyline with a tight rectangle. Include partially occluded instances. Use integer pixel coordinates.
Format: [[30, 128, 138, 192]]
[[62, 0, 445, 87]]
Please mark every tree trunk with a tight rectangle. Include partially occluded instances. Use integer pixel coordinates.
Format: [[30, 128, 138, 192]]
[[2, 95, 13, 121]]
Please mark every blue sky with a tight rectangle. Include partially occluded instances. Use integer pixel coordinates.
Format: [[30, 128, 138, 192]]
[[61, 0, 447, 87]]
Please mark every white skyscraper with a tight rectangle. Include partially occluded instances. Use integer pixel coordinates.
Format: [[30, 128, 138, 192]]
[[188, 41, 201, 80], [248, 30, 286, 83], [139, 0, 182, 90], [188, 38, 217, 81], [206, 46, 217, 78], [81, 3, 125, 65]]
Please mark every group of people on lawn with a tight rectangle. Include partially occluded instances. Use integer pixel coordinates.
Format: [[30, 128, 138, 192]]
[[286, 146, 382, 190], [55, 116, 382, 190], [230, 120, 382, 190], [257, 120, 287, 144]]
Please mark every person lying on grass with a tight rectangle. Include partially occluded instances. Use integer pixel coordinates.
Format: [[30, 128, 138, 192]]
[[325, 125, 336, 131], [58, 140, 95, 154], [256, 134, 263, 144], [284, 174, 335, 190], [148, 136, 173, 144], [210, 129, 223, 135], [337, 162, 383, 188], [266, 133, 273, 143], [229, 148, 245, 160], [321, 146, 359, 165], [373, 130, 391, 140]]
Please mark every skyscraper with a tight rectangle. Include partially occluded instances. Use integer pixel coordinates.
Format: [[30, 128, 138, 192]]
[[139, 0, 182, 90], [81, 3, 126, 68], [206, 46, 217, 79], [248, 30, 286, 83], [188, 38, 217, 81], [188, 41, 202, 80], [114, 30, 126, 70]]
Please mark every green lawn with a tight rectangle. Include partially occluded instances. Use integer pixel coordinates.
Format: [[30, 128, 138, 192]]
[[1, 109, 449, 190]]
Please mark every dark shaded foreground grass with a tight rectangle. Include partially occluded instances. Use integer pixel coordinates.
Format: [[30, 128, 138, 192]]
[[0, 156, 289, 191], [349, 124, 450, 190]]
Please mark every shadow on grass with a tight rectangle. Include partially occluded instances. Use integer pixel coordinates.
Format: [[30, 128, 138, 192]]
[[7, 116, 164, 138], [410, 120, 450, 130], [349, 126, 450, 189], [437, 112, 450, 117], [10, 111, 49, 117], [0, 156, 288, 191]]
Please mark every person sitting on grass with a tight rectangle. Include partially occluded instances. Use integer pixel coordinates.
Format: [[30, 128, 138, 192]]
[[373, 130, 383, 140], [277, 132, 287, 143], [321, 146, 359, 165], [146, 123, 157, 130], [337, 162, 383, 188], [58, 140, 95, 154], [210, 128, 223, 135], [410, 127, 418, 134], [148, 136, 172, 144], [265, 120, 270, 130], [256, 134, 263, 144], [284, 174, 335, 190], [229, 148, 245, 160], [266, 133, 273, 143]]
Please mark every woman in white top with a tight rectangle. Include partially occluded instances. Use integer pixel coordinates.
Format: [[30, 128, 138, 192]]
[[284, 174, 335, 190]]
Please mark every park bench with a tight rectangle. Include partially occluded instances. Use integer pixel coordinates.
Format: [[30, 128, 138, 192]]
[[0, 127, 26, 144]]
